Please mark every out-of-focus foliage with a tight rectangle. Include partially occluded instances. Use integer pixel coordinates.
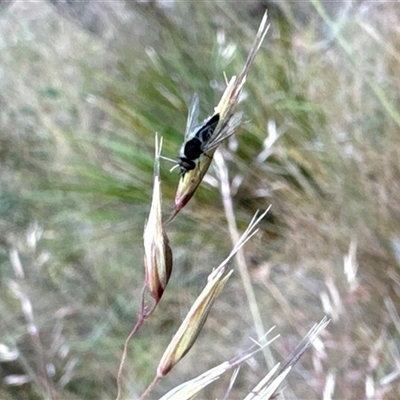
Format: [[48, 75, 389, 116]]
[[1, 0, 400, 399]]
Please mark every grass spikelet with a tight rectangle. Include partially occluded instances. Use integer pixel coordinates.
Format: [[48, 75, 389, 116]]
[[143, 134, 173, 301], [171, 11, 270, 221], [117, 134, 172, 400]]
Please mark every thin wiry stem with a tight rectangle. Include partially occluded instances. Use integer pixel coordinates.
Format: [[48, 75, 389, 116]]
[[116, 284, 161, 400], [213, 150, 275, 370]]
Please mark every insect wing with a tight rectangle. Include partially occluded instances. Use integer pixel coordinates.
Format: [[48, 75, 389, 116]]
[[201, 112, 242, 154], [182, 114, 220, 163], [184, 93, 200, 142], [197, 113, 219, 145]]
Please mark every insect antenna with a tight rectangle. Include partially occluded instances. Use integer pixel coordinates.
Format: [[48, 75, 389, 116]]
[[169, 164, 180, 173], [160, 155, 178, 164], [158, 154, 180, 172]]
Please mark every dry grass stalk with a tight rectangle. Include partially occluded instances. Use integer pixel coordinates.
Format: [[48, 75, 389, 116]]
[[214, 149, 275, 370]]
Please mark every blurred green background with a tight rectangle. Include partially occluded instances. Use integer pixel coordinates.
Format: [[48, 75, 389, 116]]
[[1, 1, 400, 399]]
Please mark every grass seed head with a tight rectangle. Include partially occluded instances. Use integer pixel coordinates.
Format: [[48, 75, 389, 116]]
[[157, 268, 232, 377], [143, 135, 173, 301], [170, 12, 269, 220]]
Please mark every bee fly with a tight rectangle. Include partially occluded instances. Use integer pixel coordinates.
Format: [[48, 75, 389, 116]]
[[178, 94, 220, 175]]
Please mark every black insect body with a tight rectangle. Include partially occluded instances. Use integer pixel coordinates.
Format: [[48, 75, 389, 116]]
[[179, 113, 220, 173]]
